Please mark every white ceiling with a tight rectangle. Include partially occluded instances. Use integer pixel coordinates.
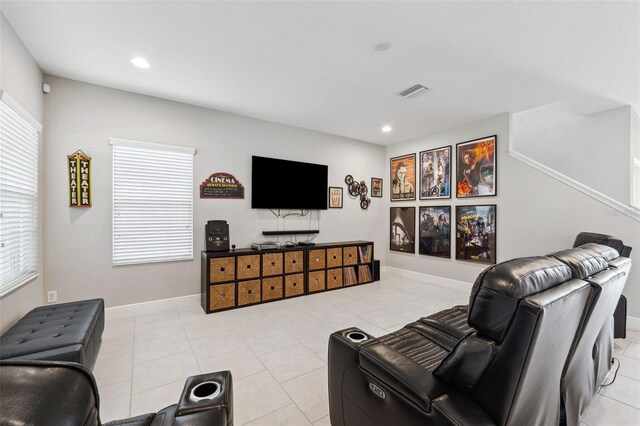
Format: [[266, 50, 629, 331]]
[[1, 1, 638, 145]]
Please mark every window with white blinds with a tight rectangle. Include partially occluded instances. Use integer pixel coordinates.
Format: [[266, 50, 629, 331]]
[[0, 97, 39, 295], [111, 139, 194, 265]]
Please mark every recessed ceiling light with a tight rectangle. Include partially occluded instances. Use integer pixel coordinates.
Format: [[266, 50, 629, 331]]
[[374, 41, 391, 52], [131, 57, 150, 69], [381, 125, 392, 133]]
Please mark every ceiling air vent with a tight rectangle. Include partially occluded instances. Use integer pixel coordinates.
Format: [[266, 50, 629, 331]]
[[399, 84, 429, 98]]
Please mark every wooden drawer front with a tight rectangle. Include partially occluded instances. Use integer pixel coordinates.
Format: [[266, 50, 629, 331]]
[[262, 252, 283, 276], [237, 255, 260, 279], [262, 277, 283, 301], [238, 280, 261, 306], [284, 273, 304, 297], [308, 271, 326, 293], [343, 246, 358, 266], [210, 257, 235, 283], [209, 283, 235, 311], [327, 268, 343, 289], [326, 248, 343, 269], [285, 251, 304, 274], [308, 249, 326, 271]]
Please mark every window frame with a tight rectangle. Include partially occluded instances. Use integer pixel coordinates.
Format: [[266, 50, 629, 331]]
[[110, 138, 195, 266], [0, 90, 42, 297]]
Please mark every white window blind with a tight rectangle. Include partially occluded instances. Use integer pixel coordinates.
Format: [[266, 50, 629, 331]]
[[111, 139, 194, 265], [0, 97, 39, 295]]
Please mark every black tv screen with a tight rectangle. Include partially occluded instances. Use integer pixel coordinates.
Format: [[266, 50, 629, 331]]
[[252, 156, 328, 209]]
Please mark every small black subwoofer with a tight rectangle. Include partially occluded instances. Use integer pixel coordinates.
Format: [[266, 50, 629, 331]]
[[206, 220, 230, 252], [373, 259, 380, 281]]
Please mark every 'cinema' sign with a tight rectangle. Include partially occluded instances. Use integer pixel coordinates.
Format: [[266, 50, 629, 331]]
[[200, 172, 244, 199], [68, 150, 92, 207]]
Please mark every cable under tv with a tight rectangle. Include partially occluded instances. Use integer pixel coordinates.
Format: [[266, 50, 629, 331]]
[[251, 241, 281, 250]]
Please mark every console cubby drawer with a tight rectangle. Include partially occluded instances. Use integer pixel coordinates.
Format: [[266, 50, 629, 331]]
[[210, 257, 235, 283], [262, 252, 283, 276], [308, 249, 326, 271], [209, 283, 235, 311], [284, 273, 304, 297], [343, 246, 358, 266], [238, 280, 261, 306], [262, 276, 283, 301], [285, 251, 304, 274], [327, 268, 343, 289], [308, 270, 326, 293], [237, 255, 260, 279], [326, 248, 343, 268]]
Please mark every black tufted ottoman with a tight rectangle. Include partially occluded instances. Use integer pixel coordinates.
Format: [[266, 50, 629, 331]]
[[0, 299, 104, 370]]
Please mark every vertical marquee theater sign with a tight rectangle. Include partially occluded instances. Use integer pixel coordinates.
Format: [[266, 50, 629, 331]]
[[68, 150, 92, 207], [200, 172, 245, 199]]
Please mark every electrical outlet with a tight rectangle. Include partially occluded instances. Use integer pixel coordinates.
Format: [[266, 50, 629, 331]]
[[47, 291, 57, 303]]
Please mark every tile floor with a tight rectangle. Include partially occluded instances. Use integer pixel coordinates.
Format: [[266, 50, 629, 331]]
[[94, 273, 640, 425]]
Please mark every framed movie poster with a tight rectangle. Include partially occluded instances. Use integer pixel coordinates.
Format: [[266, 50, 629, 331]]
[[419, 206, 451, 258], [390, 207, 415, 253], [371, 177, 383, 198], [455, 204, 496, 264], [456, 135, 496, 198], [329, 187, 343, 208], [420, 146, 451, 200], [390, 154, 416, 201]]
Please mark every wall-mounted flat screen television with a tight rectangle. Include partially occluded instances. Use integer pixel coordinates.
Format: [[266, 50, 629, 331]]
[[252, 156, 328, 209]]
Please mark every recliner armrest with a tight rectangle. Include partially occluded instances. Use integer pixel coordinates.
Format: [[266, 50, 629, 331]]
[[432, 388, 496, 426], [329, 327, 375, 426], [171, 371, 233, 425], [359, 341, 448, 411], [176, 371, 232, 416]]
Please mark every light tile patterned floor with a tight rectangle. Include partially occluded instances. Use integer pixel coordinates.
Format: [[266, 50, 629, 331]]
[[94, 273, 640, 425]]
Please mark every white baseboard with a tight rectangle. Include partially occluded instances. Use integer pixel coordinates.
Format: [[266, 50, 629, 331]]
[[383, 266, 472, 291], [105, 293, 200, 320], [627, 316, 640, 331]]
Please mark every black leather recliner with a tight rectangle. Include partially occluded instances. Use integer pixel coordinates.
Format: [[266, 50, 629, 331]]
[[328, 243, 630, 426], [412, 235, 633, 426], [0, 360, 233, 426], [561, 233, 632, 426]]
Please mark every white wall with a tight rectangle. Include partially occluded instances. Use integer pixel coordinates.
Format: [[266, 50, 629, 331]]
[[0, 13, 44, 333], [386, 113, 640, 318], [512, 102, 631, 205], [42, 76, 386, 308], [631, 109, 640, 208]]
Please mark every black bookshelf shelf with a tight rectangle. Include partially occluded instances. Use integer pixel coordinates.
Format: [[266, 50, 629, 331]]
[[262, 230, 319, 236]]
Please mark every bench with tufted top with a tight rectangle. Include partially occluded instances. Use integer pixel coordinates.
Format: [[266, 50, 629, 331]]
[[0, 299, 104, 370]]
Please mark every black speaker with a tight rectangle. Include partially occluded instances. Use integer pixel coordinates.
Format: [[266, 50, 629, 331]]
[[614, 295, 627, 339], [373, 259, 380, 281], [205, 220, 230, 252]]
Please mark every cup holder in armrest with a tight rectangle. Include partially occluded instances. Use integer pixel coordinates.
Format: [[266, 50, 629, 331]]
[[176, 371, 232, 417], [346, 331, 369, 343], [189, 381, 222, 403]]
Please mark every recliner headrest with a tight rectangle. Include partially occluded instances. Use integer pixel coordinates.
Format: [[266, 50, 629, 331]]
[[573, 232, 630, 256], [576, 243, 619, 262], [468, 256, 572, 342], [550, 244, 614, 279]]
